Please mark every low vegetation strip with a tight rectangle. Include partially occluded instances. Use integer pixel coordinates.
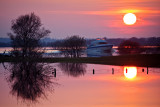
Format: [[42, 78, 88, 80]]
[[0, 54, 160, 67]]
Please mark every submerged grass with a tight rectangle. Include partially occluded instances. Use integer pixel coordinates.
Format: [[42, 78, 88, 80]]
[[0, 54, 160, 67]]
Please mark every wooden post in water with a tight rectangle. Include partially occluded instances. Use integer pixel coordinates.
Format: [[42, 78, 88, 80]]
[[52, 68, 56, 77], [93, 69, 95, 74], [142, 69, 144, 72], [147, 67, 148, 74], [112, 68, 114, 74]]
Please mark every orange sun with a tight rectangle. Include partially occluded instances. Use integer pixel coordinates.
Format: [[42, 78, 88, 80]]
[[123, 13, 137, 25]]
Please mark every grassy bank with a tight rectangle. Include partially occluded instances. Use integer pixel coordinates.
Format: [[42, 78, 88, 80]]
[[0, 54, 160, 67]]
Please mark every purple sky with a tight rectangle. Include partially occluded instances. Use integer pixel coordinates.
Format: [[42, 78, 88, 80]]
[[0, 0, 160, 38]]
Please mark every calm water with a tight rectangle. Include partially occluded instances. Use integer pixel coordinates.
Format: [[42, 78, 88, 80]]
[[0, 47, 60, 54], [0, 47, 116, 57], [0, 63, 160, 107]]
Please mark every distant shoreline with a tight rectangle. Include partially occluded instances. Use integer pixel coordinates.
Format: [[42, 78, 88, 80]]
[[0, 54, 160, 68]]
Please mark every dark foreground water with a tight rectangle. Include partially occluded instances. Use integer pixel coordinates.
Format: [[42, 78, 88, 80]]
[[0, 63, 160, 107]]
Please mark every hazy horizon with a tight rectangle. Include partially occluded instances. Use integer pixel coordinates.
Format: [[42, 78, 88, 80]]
[[0, 0, 160, 39]]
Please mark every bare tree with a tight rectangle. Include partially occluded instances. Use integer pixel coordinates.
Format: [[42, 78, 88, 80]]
[[8, 13, 50, 58], [62, 35, 86, 58]]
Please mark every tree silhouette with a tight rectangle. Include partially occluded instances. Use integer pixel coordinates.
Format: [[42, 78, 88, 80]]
[[8, 13, 50, 58], [58, 63, 87, 77], [62, 35, 86, 57], [118, 40, 142, 54], [7, 61, 57, 103]]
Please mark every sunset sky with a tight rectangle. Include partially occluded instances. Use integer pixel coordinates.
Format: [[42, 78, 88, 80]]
[[0, 0, 160, 38]]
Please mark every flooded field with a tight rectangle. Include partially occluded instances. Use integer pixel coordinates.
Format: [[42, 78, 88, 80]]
[[0, 63, 160, 107]]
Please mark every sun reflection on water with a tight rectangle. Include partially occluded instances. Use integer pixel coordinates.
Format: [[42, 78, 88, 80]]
[[124, 67, 137, 80]]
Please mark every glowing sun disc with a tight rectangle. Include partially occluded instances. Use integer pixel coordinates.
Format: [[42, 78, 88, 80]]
[[124, 67, 137, 79], [123, 13, 137, 25]]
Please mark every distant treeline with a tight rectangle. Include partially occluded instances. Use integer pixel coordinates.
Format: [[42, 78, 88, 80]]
[[0, 37, 160, 47], [0, 42, 11, 47], [0, 38, 11, 47], [107, 37, 160, 46]]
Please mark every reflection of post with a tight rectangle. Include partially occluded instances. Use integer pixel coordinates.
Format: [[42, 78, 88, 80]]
[[52, 68, 56, 77], [112, 68, 114, 74], [147, 67, 148, 74], [54, 68, 56, 77], [93, 69, 95, 74]]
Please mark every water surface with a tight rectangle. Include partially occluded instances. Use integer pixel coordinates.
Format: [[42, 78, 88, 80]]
[[0, 63, 160, 107]]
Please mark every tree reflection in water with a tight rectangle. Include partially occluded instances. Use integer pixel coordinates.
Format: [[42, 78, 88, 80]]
[[58, 63, 87, 77], [7, 61, 57, 103]]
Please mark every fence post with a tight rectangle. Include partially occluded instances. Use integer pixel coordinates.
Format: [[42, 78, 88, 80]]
[[112, 68, 114, 74]]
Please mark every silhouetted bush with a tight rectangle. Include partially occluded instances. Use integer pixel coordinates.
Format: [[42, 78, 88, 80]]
[[118, 40, 142, 54]]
